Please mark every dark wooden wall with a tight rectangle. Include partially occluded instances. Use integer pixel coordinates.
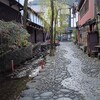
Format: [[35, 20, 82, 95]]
[[36, 30, 44, 43], [0, 2, 21, 22], [0, 1, 46, 44], [27, 26, 44, 44]]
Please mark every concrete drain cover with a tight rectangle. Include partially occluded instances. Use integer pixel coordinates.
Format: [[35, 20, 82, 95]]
[[57, 98, 72, 100]]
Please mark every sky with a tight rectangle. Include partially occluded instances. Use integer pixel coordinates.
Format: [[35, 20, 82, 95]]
[[18, 0, 79, 6], [17, 0, 33, 5], [17, 0, 78, 27]]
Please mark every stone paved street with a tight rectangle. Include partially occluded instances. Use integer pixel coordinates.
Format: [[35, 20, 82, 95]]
[[19, 42, 100, 100]]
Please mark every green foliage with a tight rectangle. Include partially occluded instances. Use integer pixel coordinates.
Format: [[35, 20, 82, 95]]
[[0, 20, 30, 54], [73, 28, 78, 42], [40, 0, 69, 33]]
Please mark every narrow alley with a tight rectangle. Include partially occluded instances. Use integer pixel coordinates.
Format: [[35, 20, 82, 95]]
[[19, 42, 100, 100], [1, 0, 100, 100]]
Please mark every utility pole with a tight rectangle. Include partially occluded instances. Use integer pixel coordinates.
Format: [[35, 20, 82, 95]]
[[72, 3, 75, 28], [73, 14, 74, 28], [69, 8, 71, 28]]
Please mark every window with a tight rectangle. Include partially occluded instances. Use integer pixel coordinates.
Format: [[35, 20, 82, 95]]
[[30, 13, 33, 22], [34, 15, 36, 23], [80, 0, 89, 18]]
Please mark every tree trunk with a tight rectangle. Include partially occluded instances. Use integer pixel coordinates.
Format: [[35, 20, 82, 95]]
[[50, 0, 55, 56], [23, 0, 28, 28], [54, 9, 58, 46]]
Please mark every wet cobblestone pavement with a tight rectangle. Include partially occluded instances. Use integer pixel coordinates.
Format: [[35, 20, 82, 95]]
[[19, 42, 100, 100]]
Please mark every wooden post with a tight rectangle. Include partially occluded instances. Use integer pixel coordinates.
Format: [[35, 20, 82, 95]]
[[11, 60, 14, 72]]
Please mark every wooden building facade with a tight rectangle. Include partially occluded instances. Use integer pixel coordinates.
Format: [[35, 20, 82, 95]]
[[0, 0, 46, 44], [0, 0, 22, 22], [78, 0, 99, 55], [26, 7, 46, 43]]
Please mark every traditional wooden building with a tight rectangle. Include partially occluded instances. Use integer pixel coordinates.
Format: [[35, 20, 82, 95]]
[[27, 7, 46, 43], [78, 0, 99, 55], [0, 0, 46, 44], [95, 0, 100, 44], [0, 0, 23, 22]]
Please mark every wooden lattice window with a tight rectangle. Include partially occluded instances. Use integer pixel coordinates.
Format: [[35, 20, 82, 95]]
[[80, 0, 89, 18]]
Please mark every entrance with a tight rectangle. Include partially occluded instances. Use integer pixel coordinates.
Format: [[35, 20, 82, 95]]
[[87, 31, 99, 55]]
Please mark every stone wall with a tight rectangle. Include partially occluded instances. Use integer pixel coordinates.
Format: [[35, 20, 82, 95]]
[[82, 32, 88, 46], [0, 44, 41, 72]]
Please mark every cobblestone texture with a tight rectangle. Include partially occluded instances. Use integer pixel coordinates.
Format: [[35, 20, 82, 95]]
[[19, 42, 100, 100]]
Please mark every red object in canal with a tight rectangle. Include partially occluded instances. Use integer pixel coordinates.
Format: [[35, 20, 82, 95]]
[[40, 59, 45, 69]]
